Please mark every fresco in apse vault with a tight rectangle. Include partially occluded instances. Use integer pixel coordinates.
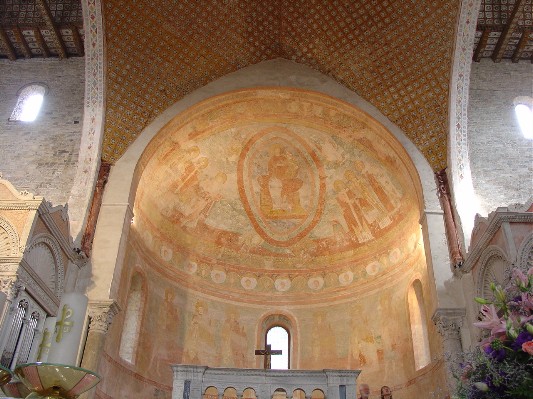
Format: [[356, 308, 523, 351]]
[[134, 89, 421, 299]]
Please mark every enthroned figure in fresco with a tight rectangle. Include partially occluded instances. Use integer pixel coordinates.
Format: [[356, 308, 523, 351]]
[[333, 179, 373, 243], [258, 144, 306, 218]]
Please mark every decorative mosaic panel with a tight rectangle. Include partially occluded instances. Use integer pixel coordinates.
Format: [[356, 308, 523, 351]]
[[102, 0, 462, 171]]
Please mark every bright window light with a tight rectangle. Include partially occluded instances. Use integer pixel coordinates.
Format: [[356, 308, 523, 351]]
[[514, 96, 533, 139], [10, 84, 47, 122], [266, 326, 289, 369], [19, 94, 44, 121]]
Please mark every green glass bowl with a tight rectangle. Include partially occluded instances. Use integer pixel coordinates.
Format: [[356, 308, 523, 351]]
[[14, 362, 100, 399]]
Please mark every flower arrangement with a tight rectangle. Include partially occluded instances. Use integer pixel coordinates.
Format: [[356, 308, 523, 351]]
[[454, 267, 533, 398]]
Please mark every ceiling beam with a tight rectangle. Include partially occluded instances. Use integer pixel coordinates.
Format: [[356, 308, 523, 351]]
[[35, 0, 67, 58], [473, 27, 491, 62], [69, 24, 84, 56], [492, 0, 526, 62], [33, 27, 51, 57], [12, 26, 32, 58], [0, 27, 17, 60], [512, 29, 531, 63]]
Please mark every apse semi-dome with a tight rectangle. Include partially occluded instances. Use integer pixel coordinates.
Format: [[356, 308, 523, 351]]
[[133, 88, 424, 305]]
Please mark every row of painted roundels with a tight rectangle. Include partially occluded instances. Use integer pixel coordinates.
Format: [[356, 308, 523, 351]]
[[158, 244, 404, 292]]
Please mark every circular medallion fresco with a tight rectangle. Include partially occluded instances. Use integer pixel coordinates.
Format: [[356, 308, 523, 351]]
[[134, 88, 422, 303]]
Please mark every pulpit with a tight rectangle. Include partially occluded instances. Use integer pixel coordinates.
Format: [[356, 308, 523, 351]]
[[172, 365, 360, 399]]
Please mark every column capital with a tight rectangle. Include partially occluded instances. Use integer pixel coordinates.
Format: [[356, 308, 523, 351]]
[[0, 275, 23, 301], [432, 308, 466, 339], [87, 299, 121, 334]]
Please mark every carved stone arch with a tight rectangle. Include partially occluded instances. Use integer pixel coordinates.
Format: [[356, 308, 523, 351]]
[[476, 245, 511, 300], [516, 232, 533, 272], [24, 234, 64, 298], [0, 216, 20, 257]]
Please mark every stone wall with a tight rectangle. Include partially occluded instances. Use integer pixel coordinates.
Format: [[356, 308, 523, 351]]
[[0, 58, 85, 205], [468, 60, 533, 216]]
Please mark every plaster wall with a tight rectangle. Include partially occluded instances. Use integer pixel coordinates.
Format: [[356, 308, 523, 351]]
[[467, 60, 533, 217], [97, 234, 446, 399], [0, 58, 85, 206]]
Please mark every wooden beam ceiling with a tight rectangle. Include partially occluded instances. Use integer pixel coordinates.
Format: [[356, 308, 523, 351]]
[[12, 26, 32, 59], [0, 27, 16, 60], [69, 24, 84, 56], [491, 0, 526, 63], [473, 27, 491, 62], [35, 0, 68, 58], [33, 27, 51, 58], [512, 29, 531, 63]]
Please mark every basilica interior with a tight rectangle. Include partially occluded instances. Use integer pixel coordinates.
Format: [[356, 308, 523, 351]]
[[0, 1, 532, 398]]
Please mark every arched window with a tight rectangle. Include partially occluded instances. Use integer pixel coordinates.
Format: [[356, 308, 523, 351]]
[[119, 273, 145, 363], [9, 84, 47, 122], [407, 280, 431, 370], [266, 325, 289, 370], [514, 96, 533, 139]]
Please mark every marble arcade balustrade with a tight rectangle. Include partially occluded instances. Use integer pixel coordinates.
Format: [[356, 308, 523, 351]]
[[172, 365, 360, 399]]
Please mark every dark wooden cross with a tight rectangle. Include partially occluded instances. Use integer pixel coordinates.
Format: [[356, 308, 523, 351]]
[[255, 344, 282, 369]]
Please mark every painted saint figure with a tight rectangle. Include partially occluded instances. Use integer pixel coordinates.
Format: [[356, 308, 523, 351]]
[[358, 383, 370, 399], [380, 386, 393, 399], [333, 179, 373, 243]]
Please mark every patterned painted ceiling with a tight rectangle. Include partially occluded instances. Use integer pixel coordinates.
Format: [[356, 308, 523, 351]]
[[102, 0, 461, 171], [2, 2, 530, 171]]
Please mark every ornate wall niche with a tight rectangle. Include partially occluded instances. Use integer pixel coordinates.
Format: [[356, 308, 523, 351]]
[[476, 246, 510, 300], [24, 234, 64, 299], [0, 217, 20, 257], [517, 232, 533, 271]]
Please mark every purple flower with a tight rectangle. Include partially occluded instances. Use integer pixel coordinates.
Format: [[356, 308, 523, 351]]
[[484, 344, 506, 361], [511, 331, 533, 351]]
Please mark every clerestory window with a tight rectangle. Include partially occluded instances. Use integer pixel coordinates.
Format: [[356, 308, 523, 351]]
[[514, 96, 533, 139], [9, 84, 47, 122]]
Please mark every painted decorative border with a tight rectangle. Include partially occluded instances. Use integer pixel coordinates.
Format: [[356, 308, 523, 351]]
[[449, 0, 481, 180], [67, 0, 105, 244]]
